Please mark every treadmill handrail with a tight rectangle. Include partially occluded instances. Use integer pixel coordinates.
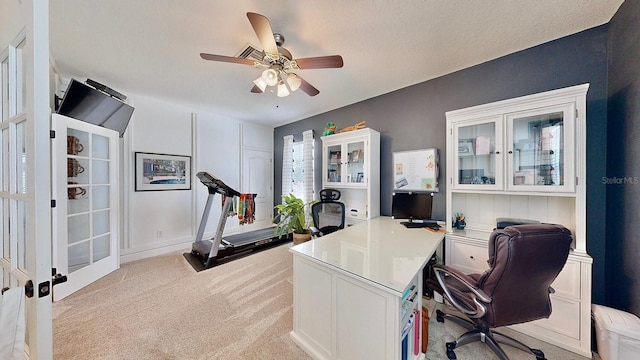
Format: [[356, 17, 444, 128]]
[[196, 171, 241, 197]]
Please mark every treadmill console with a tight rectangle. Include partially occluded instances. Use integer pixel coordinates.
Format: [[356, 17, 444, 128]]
[[196, 172, 240, 197]]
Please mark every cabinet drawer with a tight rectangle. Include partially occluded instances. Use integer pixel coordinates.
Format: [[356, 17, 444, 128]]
[[447, 240, 489, 274], [346, 206, 366, 220], [513, 295, 581, 340], [550, 259, 581, 299]]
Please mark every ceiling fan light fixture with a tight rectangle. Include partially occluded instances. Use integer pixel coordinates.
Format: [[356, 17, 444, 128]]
[[277, 80, 290, 97], [286, 73, 302, 92], [253, 76, 268, 92], [262, 68, 279, 86]]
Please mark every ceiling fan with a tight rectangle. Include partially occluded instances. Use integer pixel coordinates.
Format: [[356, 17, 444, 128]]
[[200, 12, 344, 97]]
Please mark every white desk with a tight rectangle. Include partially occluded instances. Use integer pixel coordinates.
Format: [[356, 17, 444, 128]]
[[289, 217, 444, 360]]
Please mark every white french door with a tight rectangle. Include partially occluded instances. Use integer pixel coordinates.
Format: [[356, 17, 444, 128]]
[[1, 1, 53, 358], [52, 115, 119, 301]]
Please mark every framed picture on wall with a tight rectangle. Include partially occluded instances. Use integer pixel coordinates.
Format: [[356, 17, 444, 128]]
[[458, 139, 475, 156], [135, 152, 191, 191]]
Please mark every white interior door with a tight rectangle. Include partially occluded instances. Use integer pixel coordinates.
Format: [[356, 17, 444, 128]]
[[241, 148, 273, 231], [1, 1, 53, 357], [52, 114, 119, 301]]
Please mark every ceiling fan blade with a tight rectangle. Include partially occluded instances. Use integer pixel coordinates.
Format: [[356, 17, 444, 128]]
[[200, 53, 255, 65], [246, 12, 279, 55], [250, 85, 263, 93], [296, 55, 344, 69], [298, 76, 320, 96]]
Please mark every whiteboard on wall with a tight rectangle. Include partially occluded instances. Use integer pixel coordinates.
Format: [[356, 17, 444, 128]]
[[392, 148, 439, 192]]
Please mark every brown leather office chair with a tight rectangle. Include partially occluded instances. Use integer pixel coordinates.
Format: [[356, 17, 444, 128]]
[[430, 224, 572, 360]]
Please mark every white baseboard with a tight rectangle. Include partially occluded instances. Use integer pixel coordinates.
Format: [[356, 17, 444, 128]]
[[120, 240, 192, 264]]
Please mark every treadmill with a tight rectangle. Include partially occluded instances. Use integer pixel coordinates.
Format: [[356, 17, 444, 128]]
[[183, 172, 291, 271]]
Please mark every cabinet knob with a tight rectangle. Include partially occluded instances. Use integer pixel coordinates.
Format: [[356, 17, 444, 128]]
[[508, 150, 513, 154], [495, 151, 500, 155], [470, 256, 474, 259]]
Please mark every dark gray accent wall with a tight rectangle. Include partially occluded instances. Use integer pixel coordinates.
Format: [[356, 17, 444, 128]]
[[606, 0, 640, 317], [275, 25, 609, 304]]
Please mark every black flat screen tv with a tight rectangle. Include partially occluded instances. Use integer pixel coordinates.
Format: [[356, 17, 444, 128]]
[[391, 192, 433, 222], [56, 79, 134, 137]]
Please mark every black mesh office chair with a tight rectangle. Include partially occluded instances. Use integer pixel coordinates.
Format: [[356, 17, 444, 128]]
[[429, 224, 572, 360], [311, 189, 345, 236]]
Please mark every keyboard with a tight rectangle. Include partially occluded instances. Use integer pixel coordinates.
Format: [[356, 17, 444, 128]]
[[401, 221, 440, 230]]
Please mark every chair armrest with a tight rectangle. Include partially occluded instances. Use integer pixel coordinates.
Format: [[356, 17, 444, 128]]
[[433, 264, 491, 318], [310, 226, 320, 237]]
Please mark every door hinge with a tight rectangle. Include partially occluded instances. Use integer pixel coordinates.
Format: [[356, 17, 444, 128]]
[[51, 199, 56, 208], [576, 177, 579, 186], [50, 130, 55, 139], [575, 109, 578, 119]]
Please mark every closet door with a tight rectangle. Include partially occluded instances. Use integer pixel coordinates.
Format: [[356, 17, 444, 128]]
[[241, 148, 272, 231], [241, 123, 273, 231], [52, 114, 119, 301]]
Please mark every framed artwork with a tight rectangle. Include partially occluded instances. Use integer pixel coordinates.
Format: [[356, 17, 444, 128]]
[[458, 139, 475, 156], [135, 152, 191, 191]]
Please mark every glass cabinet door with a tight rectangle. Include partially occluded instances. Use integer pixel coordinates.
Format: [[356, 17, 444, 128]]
[[506, 104, 574, 192], [346, 140, 366, 185], [325, 143, 342, 184], [453, 117, 503, 190]]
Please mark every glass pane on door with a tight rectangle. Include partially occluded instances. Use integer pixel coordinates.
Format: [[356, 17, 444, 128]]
[[68, 242, 90, 272], [16, 120, 26, 194], [16, 38, 27, 114], [1, 128, 7, 192], [93, 235, 110, 262], [326, 143, 341, 183], [16, 200, 26, 270], [511, 112, 564, 187], [457, 122, 496, 185], [92, 133, 109, 159], [346, 141, 365, 184], [1, 56, 8, 121], [1, 198, 7, 261]]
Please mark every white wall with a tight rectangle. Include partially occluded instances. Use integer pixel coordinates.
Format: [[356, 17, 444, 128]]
[[122, 93, 195, 260], [119, 92, 274, 262], [194, 112, 241, 238]]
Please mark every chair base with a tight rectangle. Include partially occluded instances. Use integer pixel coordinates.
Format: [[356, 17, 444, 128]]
[[436, 310, 546, 360]]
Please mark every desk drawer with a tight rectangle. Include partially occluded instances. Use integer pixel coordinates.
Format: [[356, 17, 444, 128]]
[[447, 238, 488, 274]]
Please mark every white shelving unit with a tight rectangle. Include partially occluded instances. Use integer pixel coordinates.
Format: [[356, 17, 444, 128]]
[[321, 128, 380, 224], [444, 84, 593, 357]]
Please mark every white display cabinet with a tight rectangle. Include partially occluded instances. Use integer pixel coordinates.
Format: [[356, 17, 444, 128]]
[[450, 96, 576, 193], [444, 84, 593, 357], [321, 128, 380, 223]]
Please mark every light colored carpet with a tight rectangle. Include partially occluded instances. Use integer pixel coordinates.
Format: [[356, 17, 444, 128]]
[[53, 244, 311, 360], [54, 243, 599, 360]]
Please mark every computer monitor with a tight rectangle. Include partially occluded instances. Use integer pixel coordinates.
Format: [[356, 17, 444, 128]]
[[391, 192, 433, 222]]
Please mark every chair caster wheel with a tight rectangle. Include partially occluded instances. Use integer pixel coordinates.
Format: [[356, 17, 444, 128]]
[[436, 309, 445, 323], [531, 349, 546, 360], [446, 342, 457, 359]]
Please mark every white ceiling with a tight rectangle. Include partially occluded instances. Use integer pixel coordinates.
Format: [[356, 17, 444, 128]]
[[49, 0, 623, 127]]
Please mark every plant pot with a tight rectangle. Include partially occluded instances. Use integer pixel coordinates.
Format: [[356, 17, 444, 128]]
[[292, 231, 312, 245]]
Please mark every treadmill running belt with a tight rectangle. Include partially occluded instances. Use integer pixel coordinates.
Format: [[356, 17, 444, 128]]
[[223, 227, 280, 247]]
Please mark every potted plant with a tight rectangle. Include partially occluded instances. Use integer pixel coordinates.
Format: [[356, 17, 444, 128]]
[[274, 193, 316, 245]]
